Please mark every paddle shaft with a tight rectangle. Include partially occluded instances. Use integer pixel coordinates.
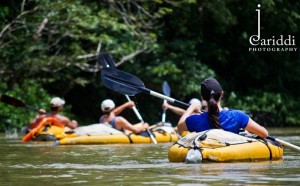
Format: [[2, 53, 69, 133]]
[[125, 95, 157, 144], [22, 105, 38, 111], [267, 136, 300, 152], [162, 100, 167, 123], [162, 81, 170, 124], [125, 95, 144, 122], [141, 87, 190, 109]]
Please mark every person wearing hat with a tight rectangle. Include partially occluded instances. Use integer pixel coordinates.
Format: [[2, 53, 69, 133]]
[[177, 77, 269, 138], [29, 97, 78, 130], [99, 99, 149, 134], [162, 98, 206, 116]]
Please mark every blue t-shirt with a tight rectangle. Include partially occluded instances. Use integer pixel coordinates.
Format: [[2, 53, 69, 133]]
[[186, 110, 249, 134]]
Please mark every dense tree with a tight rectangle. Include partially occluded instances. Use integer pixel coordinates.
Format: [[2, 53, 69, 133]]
[[0, 0, 299, 131]]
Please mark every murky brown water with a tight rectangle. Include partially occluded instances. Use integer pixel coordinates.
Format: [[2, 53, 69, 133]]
[[1, 128, 299, 186]]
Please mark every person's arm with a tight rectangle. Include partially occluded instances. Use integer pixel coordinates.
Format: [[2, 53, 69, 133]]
[[245, 118, 268, 138], [163, 102, 186, 115], [64, 119, 78, 129], [177, 103, 201, 135], [58, 115, 78, 129], [112, 101, 135, 115], [116, 117, 149, 134]]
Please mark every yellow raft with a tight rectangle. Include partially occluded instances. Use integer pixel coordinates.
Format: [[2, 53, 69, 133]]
[[168, 129, 283, 163], [22, 117, 76, 142], [55, 125, 179, 145], [22, 118, 179, 144]]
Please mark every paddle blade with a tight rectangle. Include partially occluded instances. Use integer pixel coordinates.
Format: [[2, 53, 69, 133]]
[[162, 81, 171, 97], [0, 94, 26, 107], [98, 53, 116, 68], [101, 67, 144, 96]]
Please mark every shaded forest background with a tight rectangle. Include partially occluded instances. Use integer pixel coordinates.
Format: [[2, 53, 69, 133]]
[[1, 0, 300, 132]]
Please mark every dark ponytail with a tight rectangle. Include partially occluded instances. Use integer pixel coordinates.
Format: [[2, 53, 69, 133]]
[[208, 92, 221, 129], [200, 77, 223, 129]]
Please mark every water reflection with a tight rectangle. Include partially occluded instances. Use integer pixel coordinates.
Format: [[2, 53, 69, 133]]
[[0, 130, 300, 186]]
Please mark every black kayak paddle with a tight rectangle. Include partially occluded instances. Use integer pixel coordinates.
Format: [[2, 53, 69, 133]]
[[0, 94, 39, 111], [99, 53, 157, 144], [101, 67, 190, 108]]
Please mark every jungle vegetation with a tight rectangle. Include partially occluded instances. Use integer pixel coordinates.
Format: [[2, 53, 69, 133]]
[[1, 0, 299, 132]]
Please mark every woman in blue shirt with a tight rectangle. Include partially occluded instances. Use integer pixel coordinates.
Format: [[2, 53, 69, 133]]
[[177, 77, 268, 138]]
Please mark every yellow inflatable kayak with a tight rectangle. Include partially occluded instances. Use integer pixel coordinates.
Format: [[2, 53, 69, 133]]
[[22, 117, 76, 142], [168, 129, 283, 163], [54, 125, 179, 145], [22, 118, 179, 144]]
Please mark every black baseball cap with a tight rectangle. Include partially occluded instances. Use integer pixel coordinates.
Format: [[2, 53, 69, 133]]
[[201, 77, 222, 101]]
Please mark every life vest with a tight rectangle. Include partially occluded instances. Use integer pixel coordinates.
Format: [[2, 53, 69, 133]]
[[22, 117, 64, 142]]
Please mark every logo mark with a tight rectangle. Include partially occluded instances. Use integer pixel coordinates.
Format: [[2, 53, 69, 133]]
[[249, 4, 297, 52]]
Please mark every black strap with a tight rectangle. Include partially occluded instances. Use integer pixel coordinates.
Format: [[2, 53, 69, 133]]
[[260, 138, 273, 160], [127, 133, 133, 143]]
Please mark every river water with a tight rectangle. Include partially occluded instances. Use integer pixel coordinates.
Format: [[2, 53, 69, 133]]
[[0, 128, 299, 186]]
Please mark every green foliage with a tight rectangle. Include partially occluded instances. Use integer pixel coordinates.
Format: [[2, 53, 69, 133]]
[[1, 0, 300, 129], [0, 80, 50, 132], [0, 0, 159, 88], [0, 79, 76, 132], [225, 91, 300, 127]]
